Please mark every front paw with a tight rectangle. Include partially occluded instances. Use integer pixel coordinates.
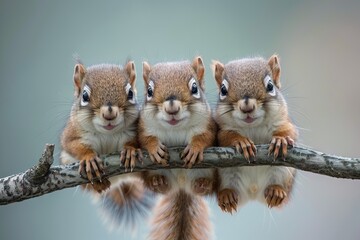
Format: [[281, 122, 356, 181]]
[[233, 137, 256, 162], [146, 174, 170, 194], [264, 184, 287, 208], [268, 136, 294, 160], [181, 144, 204, 168], [78, 155, 105, 183], [120, 146, 143, 172], [148, 142, 169, 165], [217, 188, 238, 214]]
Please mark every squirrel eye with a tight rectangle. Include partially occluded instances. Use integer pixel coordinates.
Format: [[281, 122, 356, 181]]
[[80, 85, 91, 106], [147, 86, 153, 97], [127, 89, 133, 99], [82, 91, 90, 102], [191, 82, 198, 94], [220, 84, 228, 96], [189, 77, 200, 99], [147, 81, 154, 101], [219, 79, 229, 100], [263, 75, 276, 96], [125, 83, 136, 104], [266, 82, 274, 92]]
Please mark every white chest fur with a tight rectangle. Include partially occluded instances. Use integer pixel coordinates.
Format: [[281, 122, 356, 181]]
[[80, 129, 135, 154]]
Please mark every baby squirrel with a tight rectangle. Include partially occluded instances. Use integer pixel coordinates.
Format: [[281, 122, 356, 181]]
[[60, 60, 141, 193], [139, 57, 217, 240], [212, 55, 298, 213]]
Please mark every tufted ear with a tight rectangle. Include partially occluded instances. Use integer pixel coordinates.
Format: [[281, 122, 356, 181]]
[[73, 64, 86, 98], [125, 61, 136, 88], [268, 54, 281, 89], [142, 61, 151, 85], [192, 56, 205, 90], [211, 60, 225, 87]]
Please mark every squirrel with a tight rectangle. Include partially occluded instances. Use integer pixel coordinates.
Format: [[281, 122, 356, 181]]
[[60, 59, 145, 213], [138, 57, 218, 240], [212, 55, 298, 213]]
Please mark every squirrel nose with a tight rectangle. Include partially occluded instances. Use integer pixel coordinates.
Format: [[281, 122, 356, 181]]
[[240, 106, 255, 114], [165, 107, 180, 115], [103, 113, 116, 121], [239, 96, 255, 114]]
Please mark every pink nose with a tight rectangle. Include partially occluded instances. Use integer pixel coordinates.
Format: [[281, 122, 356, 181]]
[[103, 114, 116, 121], [165, 108, 179, 115], [240, 105, 255, 114]]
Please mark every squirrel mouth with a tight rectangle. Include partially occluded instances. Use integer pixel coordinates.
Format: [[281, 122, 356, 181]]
[[167, 118, 181, 126], [243, 116, 256, 124], [103, 123, 117, 130]]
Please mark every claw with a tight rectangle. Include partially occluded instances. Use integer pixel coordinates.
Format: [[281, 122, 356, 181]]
[[268, 136, 295, 161], [264, 185, 287, 208], [234, 137, 256, 162], [218, 188, 239, 214], [181, 144, 205, 168]]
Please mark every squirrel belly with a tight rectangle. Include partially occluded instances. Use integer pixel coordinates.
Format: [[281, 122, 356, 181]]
[[213, 55, 298, 213]]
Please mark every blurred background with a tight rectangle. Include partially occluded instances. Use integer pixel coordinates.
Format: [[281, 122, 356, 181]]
[[1, 0, 360, 239]]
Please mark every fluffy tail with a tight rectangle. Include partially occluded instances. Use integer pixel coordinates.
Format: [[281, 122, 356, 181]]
[[148, 190, 212, 240], [97, 177, 155, 231]]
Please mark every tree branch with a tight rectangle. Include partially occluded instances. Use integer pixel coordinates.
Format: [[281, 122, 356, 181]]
[[1, 144, 359, 205]]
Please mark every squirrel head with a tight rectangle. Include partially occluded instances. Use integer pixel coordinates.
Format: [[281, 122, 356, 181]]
[[72, 61, 138, 133], [142, 56, 208, 128], [212, 55, 285, 127]]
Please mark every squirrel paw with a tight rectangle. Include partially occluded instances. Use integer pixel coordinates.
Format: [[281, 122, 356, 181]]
[[120, 146, 143, 172], [264, 184, 287, 208], [91, 178, 111, 193], [192, 178, 213, 196], [148, 143, 169, 165], [233, 137, 256, 162], [81, 179, 111, 194], [217, 188, 238, 214], [147, 174, 170, 194], [268, 136, 294, 161], [78, 155, 105, 183], [181, 144, 204, 168]]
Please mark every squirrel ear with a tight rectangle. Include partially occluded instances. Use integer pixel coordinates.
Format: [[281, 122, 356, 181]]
[[142, 61, 151, 85], [125, 61, 136, 87], [192, 56, 205, 90], [268, 54, 281, 89], [73, 64, 86, 98], [211, 60, 224, 87]]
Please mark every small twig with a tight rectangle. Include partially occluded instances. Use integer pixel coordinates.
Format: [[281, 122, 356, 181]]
[[0, 144, 359, 205]]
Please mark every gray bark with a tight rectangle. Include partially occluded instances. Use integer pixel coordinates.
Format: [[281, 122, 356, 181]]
[[0, 144, 359, 205]]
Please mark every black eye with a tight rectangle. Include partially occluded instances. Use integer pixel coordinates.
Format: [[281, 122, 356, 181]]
[[82, 90, 90, 102], [127, 89, 133, 100], [266, 81, 274, 92], [147, 86, 153, 97], [220, 84, 228, 96], [191, 82, 198, 94]]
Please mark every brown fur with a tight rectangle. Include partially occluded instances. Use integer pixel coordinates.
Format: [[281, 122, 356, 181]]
[[139, 57, 216, 164], [139, 57, 217, 239], [60, 61, 140, 192], [148, 190, 212, 240], [213, 55, 298, 212]]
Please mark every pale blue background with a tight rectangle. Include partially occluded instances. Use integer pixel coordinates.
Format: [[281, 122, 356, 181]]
[[1, 0, 360, 239]]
